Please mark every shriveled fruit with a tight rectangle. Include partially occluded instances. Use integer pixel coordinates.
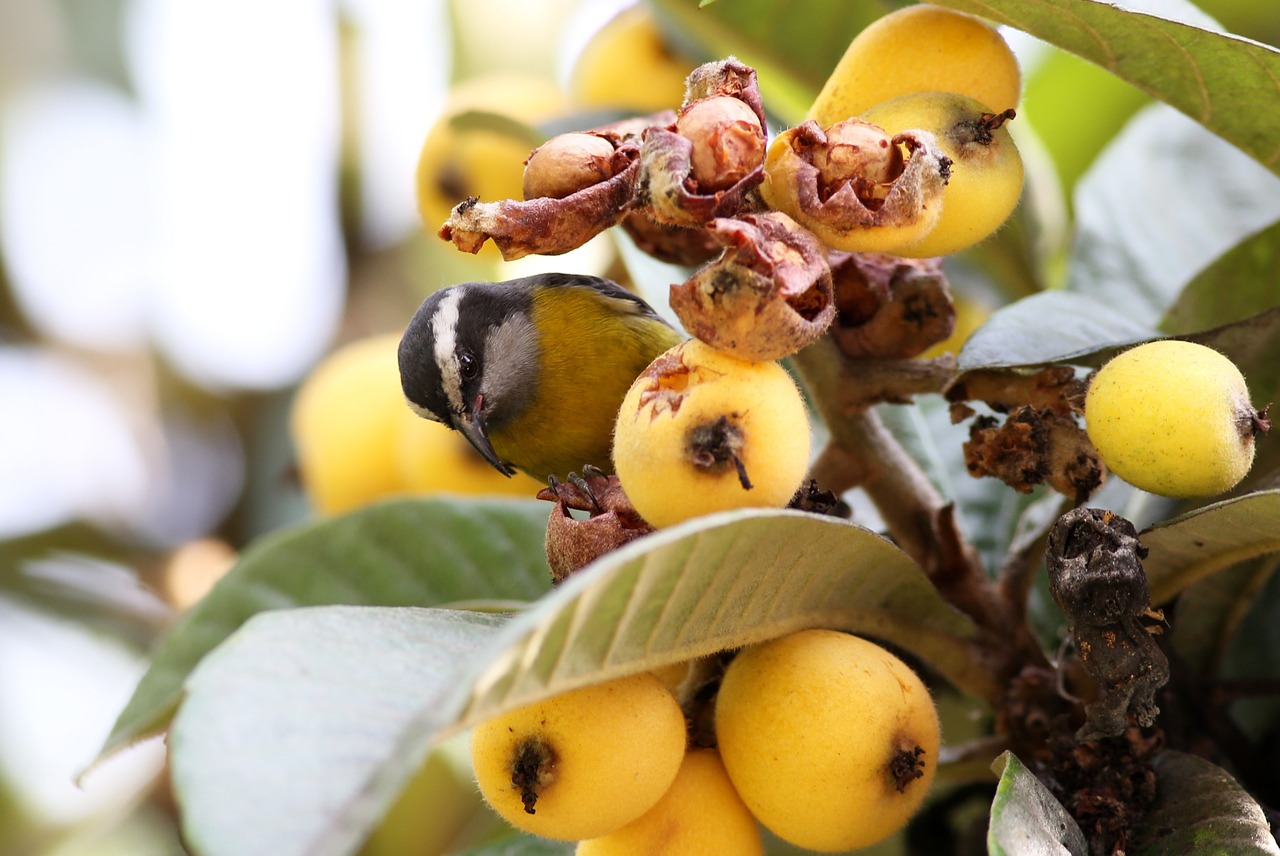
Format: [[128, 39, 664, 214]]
[[759, 119, 950, 255], [576, 750, 764, 856], [612, 339, 811, 528], [807, 4, 1021, 127], [861, 91, 1023, 257], [716, 629, 940, 852], [470, 672, 687, 841], [1084, 339, 1269, 497]]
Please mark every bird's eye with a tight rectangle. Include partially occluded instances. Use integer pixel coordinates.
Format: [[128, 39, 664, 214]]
[[458, 350, 479, 380]]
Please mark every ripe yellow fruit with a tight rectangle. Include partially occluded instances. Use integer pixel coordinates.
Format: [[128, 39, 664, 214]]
[[612, 339, 811, 528], [716, 629, 940, 852], [1085, 340, 1266, 497], [470, 673, 687, 841], [861, 91, 1024, 257], [576, 750, 764, 856], [416, 75, 567, 249], [570, 5, 693, 114], [395, 411, 542, 497], [291, 334, 406, 515], [807, 4, 1021, 127], [291, 334, 543, 514]]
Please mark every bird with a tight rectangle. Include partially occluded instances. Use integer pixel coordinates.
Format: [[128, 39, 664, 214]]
[[398, 273, 683, 481]]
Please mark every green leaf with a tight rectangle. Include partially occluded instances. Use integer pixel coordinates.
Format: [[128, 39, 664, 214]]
[[169, 510, 995, 856], [1161, 220, 1280, 335], [1170, 555, 1279, 675], [1131, 751, 1280, 855], [102, 498, 551, 757], [957, 291, 1159, 371], [1020, 47, 1150, 199], [987, 751, 1088, 856], [1065, 105, 1280, 328], [449, 509, 998, 726], [1141, 491, 1280, 605], [171, 606, 508, 856], [930, 0, 1280, 178]]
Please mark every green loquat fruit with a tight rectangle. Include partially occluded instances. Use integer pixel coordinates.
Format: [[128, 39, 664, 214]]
[[861, 91, 1024, 257], [715, 629, 940, 853], [612, 339, 811, 528], [1085, 339, 1269, 497], [807, 4, 1021, 128], [575, 749, 764, 856], [469, 672, 687, 841]]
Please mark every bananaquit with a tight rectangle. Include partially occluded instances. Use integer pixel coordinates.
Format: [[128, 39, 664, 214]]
[[398, 273, 683, 481]]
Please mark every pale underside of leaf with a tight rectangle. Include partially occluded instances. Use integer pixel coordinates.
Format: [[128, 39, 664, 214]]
[[988, 751, 1089, 856], [449, 509, 1000, 729]]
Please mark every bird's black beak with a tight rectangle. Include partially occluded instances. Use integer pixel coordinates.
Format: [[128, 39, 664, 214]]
[[453, 395, 517, 477]]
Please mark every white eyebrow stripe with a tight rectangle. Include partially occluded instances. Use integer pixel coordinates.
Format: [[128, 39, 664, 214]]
[[432, 287, 465, 414]]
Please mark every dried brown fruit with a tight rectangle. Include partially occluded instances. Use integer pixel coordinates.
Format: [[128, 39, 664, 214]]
[[760, 119, 950, 255], [619, 212, 723, 266], [669, 212, 834, 361], [538, 471, 652, 582], [963, 406, 1104, 503], [829, 253, 954, 359], [634, 59, 768, 228], [1046, 508, 1169, 742], [439, 148, 639, 259]]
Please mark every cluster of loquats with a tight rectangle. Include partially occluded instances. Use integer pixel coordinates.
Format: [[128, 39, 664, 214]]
[[468, 629, 939, 853], [416, 6, 1039, 851]]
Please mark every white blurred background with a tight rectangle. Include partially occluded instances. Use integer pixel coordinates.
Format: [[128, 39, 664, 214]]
[[0, 0, 633, 851]]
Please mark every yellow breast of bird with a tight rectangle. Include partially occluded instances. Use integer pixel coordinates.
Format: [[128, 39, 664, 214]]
[[490, 287, 682, 480]]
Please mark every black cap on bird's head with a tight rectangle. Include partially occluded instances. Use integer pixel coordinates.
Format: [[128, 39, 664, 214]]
[[398, 280, 540, 477]]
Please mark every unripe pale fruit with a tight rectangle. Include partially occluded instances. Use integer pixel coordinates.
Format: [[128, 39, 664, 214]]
[[470, 673, 687, 841], [861, 91, 1023, 257], [1085, 340, 1267, 497], [807, 4, 1021, 127], [290, 334, 406, 515], [612, 339, 811, 528], [716, 629, 940, 853], [416, 75, 567, 254], [570, 4, 693, 113], [576, 750, 764, 856]]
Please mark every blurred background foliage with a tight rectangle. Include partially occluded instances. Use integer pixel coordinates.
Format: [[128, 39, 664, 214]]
[[1, 0, 1279, 854]]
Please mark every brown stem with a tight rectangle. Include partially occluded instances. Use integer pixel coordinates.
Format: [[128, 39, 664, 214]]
[[792, 336, 949, 569], [791, 336, 1050, 678]]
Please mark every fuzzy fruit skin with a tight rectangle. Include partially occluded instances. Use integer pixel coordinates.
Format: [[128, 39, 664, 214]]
[[612, 339, 811, 528], [470, 673, 687, 841], [861, 91, 1024, 257], [807, 5, 1020, 127], [575, 750, 764, 856], [1085, 340, 1258, 497], [716, 629, 941, 852]]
